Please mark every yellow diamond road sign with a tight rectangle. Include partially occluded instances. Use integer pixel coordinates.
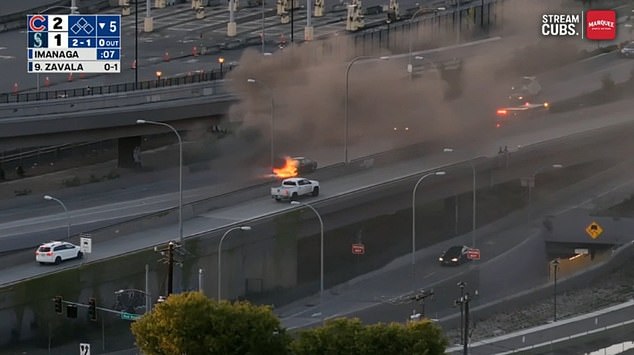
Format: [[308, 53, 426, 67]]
[[585, 221, 603, 239]]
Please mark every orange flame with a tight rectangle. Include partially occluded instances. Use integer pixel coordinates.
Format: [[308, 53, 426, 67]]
[[273, 157, 299, 178]]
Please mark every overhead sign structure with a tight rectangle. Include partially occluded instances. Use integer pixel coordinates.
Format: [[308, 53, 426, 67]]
[[466, 248, 481, 261], [27, 14, 121, 73], [351, 243, 365, 255], [585, 221, 603, 239]]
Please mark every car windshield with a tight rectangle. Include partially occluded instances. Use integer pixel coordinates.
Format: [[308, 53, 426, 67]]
[[445, 246, 463, 256], [38, 246, 51, 252], [283, 181, 296, 186]]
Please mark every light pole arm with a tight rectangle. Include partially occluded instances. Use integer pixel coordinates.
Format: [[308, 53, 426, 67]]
[[412, 172, 434, 264], [470, 161, 476, 247], [46, 196, 71, 240], [293, 202, 325, 324], [345, 56, 373, 164], [217, 227, 242, 300], [138, 120, 183, 243], [408, 8, 426, 70]]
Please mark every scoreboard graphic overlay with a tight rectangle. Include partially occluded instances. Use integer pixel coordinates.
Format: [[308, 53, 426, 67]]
[[27, 14, 121, 73]]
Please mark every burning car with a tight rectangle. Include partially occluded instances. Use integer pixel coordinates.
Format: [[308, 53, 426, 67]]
[[273, 156, 317, 179]]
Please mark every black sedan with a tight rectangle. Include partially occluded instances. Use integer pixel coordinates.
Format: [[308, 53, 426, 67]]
[[438, 245, 471, 266]]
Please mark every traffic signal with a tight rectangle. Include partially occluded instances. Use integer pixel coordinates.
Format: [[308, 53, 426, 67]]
[[66, 304, 77, 318], [53, 296, 63, 314], [88, 298, 97, 321]]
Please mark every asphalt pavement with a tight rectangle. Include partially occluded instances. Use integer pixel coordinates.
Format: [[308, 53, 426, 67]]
[[274, 155, 634, 331]]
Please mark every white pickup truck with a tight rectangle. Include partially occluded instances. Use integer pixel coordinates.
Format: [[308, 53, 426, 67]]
[[271, 177, 320, 202]]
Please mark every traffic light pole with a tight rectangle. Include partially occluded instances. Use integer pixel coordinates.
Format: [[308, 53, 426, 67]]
[[54, 298, 137, 318]]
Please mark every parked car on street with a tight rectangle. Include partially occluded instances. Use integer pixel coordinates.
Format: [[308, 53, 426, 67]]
[[35, 241, 83, 265]]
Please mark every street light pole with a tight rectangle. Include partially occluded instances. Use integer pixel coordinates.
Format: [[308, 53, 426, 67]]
[[43, 195, 71, 240], [247, 78, 275, 171], [552, 258, 559, 322], [407, 7, 445, 79], [456, 0, 461, 44], [345, 56, 389, 164], [527, 164, 563, 223], [443, 148, 477, 247], [217, 226, 252, 300], [291, 201, 324, 324], [136, 120, 183, 244], [412, 171, 446, 284], [135, 0, 138, 89]]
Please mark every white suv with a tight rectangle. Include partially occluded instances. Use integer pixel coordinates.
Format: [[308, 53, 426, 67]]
[[35, 241, 83, 265]]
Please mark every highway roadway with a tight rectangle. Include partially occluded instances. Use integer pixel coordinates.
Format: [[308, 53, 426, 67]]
[[1, 93, 634, 280], [1, 39, 633, 250]]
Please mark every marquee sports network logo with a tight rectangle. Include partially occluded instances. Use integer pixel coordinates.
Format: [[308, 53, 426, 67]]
[[541, 9, 616, 40], [586, 10, 616, 40]]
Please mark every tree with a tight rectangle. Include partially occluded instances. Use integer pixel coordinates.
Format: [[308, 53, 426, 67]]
[[290, 317, 448, 355], [131, 292, 291, 355]]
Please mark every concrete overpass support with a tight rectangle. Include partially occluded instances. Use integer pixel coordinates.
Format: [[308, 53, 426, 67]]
[[118, 136, 143, 169]]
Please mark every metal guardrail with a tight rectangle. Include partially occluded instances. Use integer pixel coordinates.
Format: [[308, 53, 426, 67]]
[[0, 67, 234, 104]]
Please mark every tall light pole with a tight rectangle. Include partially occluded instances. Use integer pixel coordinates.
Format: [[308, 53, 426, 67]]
[[407, 7, 445, 79], [345, 56, 389, 164], [526, 164, 563, 223], [217, 226, 252, 300], [456, 0, 461, 44], [247, 78, 275, 171], [443, 148, 477, 247], [44, 195, 71, 240], [412, 171, 446, 284], [551, 258, 559, 322], [136, 120, 183, 244], [291, 200, 324, 324], [135, 0, 138, 89]]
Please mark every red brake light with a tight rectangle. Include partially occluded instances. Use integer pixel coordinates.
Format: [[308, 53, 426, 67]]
[[47, 252, 53, 256], [496, 109, 507, 116]]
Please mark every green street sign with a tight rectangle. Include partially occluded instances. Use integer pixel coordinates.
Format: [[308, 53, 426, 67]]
[[121, 312, 141, 321]]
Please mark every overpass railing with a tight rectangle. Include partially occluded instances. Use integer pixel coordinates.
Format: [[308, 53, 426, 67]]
[[0, 66, 234, 104]]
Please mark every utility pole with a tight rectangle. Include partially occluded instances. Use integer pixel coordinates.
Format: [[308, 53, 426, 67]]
[[463, 292, 470, 355], [167, 241, 174, 295], [155, 241, 179, 297], [457, 281, 466, 341]]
